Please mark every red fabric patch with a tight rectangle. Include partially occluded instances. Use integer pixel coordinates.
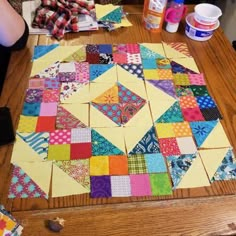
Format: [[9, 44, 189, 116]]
[[113, 53, 127, 64], [159, 138, 181, 157], [86, 53, 100, 64], [182, 107, 205, 122], [70, 143, 92, 159], [36, 116, 56, 132]]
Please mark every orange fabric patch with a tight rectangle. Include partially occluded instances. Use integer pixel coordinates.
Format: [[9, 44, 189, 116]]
[[109, 155, 128, 175]]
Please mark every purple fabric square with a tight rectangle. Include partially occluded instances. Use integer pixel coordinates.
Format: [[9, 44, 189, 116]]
[[25, 89, 43, 103], [45, 77, 60, 89], [90, 176, 111, 198]]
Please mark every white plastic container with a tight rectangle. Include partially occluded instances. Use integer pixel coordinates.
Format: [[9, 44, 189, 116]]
[[185, 13, 220, 41], [194, 3, 222, 24]]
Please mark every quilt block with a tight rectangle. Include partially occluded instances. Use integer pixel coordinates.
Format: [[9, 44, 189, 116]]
[[9, 42, 234, 199]]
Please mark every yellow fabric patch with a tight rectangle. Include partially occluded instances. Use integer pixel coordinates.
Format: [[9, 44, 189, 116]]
[[48, 144, 70, 161], [173, 73, 190, 86], [155, 123, 175, 138], [90, 156, 109, 176], [92, 85, 119, 103], [17, 115, 38, 132], [143, 69, 159, 80]]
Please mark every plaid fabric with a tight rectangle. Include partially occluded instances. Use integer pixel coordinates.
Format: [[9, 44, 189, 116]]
[[128, 154, 147, 174], [32, 0, 95, 40]]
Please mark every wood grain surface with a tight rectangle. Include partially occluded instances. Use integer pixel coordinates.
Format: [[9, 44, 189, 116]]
[[0, 5, 236, 235]]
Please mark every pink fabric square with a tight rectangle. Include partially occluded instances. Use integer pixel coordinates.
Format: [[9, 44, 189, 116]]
[[127, 53, 142, 64], [188, 73, 206, 85], [113, 53, 128, 64], [75, 62, 90, 84], [182, 107, 205, 121], [130, 174, 151, 196], [126, 44, 140, 54], [115, 44, 127, 54], [159, 138, 181, 157], [42, 89, 60, 102], [49, 129, 71, 144], [39, 102, 58, 116], [28, 78, 45, 89]]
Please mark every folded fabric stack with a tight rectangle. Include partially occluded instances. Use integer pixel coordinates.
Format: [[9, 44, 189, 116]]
[[95, 4, 132, 31], [0, 205, 23, 236]]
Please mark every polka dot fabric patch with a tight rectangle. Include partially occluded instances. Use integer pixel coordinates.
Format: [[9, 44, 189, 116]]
[[49, 130, 71, 145]]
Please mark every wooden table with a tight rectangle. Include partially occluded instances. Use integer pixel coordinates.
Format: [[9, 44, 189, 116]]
[[1, 5, 236, 235]]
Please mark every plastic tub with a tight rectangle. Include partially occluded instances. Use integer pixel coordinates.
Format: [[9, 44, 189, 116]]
[[194, 3, 222, 24], [185, 13, 220, 41]]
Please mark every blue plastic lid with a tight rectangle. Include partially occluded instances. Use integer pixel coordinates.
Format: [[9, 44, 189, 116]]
[[174, 0, 184, 3]]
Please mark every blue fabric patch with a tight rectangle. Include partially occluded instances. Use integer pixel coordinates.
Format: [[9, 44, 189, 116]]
[[145, 153, 167, 173], [22, 102, 41, 116], [140, 45, 165, 59], [33, 44, 59, 60], [119, 64, 144, 80], [190, 120, 218, 147], [99, 44, 112, 54], [89, 64, 114, 81], [142, 59, 157, 69], [100, 7, 122, 23], [196, 96, 217, 109]]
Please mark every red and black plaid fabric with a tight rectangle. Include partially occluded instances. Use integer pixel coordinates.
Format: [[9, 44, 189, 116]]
[[32, 0, 95, 40]]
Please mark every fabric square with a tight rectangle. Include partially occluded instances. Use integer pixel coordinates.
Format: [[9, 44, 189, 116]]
[[22, 102, 41, 116], [113, 44, 127, 54], [182, 107, 205, 122], [159, 138, 181, 157], [144, 153, 167, 173], [139, 44, 165, 59], [36, 62, 60, 78], [196, 96, 217, 109], [142, 59, 157, 69], [128, 154, 147, 174], [188, 73, 206, 85], [130, 174, 151, 196], [75, 62, 90, 84], [58, 72, 76, 82], [42, 89, 60, 102], [90, 156, 109, 175], [149, 173, 172, 195], [113, 53, 128, 64], [143, 69, 159, 80], [28, 78, 45, 89], [190, 85, 209, 96], [71, 128, 91, 143], [48, 144, 70, 160], [44, 77, 60, 89], [17, 115, 38, 132], [173, 73, 190, 86], [126, 44, 140, 54], [118, 64, 144, 80], [99, 44, 112, 54], [90, 176, 111, 198], [36, 116, 56, 132], [179, 96, 198, 109], [156, 58, 171, 69], [99, 53, 113, 64], [176, 137, 197, 154], [86, 53, 100, 64], [111, 175, 131, 197], [200, 107, 222, 121], [127, 53, 142, 64], [89, 64, 114, 81], [172, 121, 192, 137], [25, 89, 43, 103], [86, 44, 99, 54], [157, 69, 173, 80], [58, 62, 76, 72], [175, 86, 193, 97], [109, 155, 128, 175], [39, 102, 58, 116], [49, 129, 71, 144], [155, 123, 175, 138], [71, 143, 92, 159]]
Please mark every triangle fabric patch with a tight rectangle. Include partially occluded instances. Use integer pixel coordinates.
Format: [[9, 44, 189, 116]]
[[118, 64, 144, 80], [118, 83, 146, 103], [167, 154, 197, 189], [90, 64, 115, 82], [91, 129, 124, 155], [163, 42, 191, 58], [91, 103, 121, 126], [100, 6, 122, 23], [92, 85, 119, 103], [156, 101, 184, 123], [139, 44, 165, 59], [147, 80, 176, 98], [120, 101, 146, 124], [171, 60, 197, 74], [63, 46, 86, 62], [32, 61, 60, 78], [8, 165, 48, 198], [33, 44, 59, 60], [55, 160, 90, 190], [56, 105, 87, 129], [129, 126, 160, 154], [190, 120, 218, 147], [17, 132, 49, 160], [211, 149, 236, 181]]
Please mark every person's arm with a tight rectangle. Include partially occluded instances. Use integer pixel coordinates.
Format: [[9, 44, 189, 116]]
[[0, 0, 25, 47]]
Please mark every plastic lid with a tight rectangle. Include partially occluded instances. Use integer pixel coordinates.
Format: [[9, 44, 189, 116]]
[[173, 0, 184, 3]]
